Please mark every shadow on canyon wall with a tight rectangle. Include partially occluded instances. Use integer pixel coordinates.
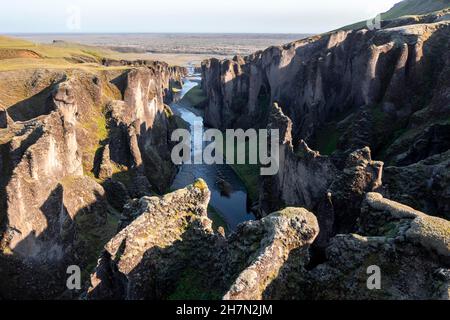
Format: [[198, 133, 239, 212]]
[[87, 221, 227, 300], [0, 181, 112, 299], [7, 78, 66, 122]]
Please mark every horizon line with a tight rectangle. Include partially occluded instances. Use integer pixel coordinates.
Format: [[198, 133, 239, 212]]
[[3, 31, 315, 35]]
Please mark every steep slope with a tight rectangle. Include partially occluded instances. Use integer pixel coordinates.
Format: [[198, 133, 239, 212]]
[[0, 48, 186, 298], [293, 192, 450, 300], [382, 0, 449, 20], [86, 178, 449, 300], [201, 10, 450, 218], [87, 180, 320, 300], [342, 0, 450, 30]]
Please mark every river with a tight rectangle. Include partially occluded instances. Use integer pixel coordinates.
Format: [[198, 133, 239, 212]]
[[170, 70, 255, 231]]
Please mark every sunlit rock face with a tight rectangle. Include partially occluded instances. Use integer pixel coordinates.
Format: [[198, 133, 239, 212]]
[[86, 180, 449, 300], [202, 12, 450, 219], [0, 78, 106, 299], [292, 193, 450, 300], [107, 65, 187, 194], [0, 62, 187, 299], [195, 12, 450, 301], [201, 16, 449, 144], [87, 180, 319, 300]]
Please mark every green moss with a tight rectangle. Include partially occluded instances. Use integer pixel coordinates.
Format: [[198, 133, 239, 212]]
[[168, 268, 222, 300], [277, 207, 303, 219], [80, 109, 109, 176], [111, 164, 134, 189], [314, 122, 341, 156], [380, 222, 400, 238], [222, 139, 260, 202], [95, 113, 109, 141], [193, 178, 208, 190], [75, 209, 120, 282], [180, 85, 207, 109]]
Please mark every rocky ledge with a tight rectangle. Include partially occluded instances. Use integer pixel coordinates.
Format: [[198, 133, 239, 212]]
[[85, 178, 449, 300], [201, 10, 450, 220], [86, 179, 319, 300], [0, 62, 187, 299]]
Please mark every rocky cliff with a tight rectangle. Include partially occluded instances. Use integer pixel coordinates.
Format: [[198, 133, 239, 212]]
[[87, 179, 319, 300], [85, 178, 448, 300], [1, 3, 449, 301], [293, 192, 450, 300], [201, 10, 450, 219], [202, 10, 449, 151], [197, 11, 450, 298], [0, 61, 186, 299]]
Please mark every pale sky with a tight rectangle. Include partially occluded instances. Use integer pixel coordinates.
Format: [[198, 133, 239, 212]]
[[1, 0, 402, 34]]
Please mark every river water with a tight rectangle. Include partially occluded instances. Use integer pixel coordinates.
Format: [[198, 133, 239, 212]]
[[170, 71, 255, 231]]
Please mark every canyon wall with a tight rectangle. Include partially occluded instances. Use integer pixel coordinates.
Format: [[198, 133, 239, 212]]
[[202, 13, 449, 150], [201, 11, 450, 220], [85, 179, 449, 300], [0, 62, 186, 299], [87, 179, 320, 300]]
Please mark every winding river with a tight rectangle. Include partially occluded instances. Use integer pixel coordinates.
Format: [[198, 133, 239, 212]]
[[170, 69, 255, 231]]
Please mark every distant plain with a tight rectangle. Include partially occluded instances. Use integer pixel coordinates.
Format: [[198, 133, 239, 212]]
[[13, 33, 312, 66]]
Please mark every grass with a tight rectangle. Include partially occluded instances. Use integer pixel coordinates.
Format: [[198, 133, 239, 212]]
[[341, 0, 450, 31], [314, 122, 341, 156], [0, 35, 213, 71], [76, 208, 120, 282], [0, 35, 109, 61], [229, 161, 260, 202], [0, 35, 132, 72], [381, 0, 449, 20], [180, 85, 207, 109], [111, 167, 134, 188], [222, 138, 261, 202], [81, 110, 109, 176]]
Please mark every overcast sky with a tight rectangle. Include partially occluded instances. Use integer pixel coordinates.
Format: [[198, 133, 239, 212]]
[[1, 0, 402, 34]]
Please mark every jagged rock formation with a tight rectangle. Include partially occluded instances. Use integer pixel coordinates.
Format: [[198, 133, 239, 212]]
[[106, 66, 184, 193], [86, 177, 449, 300], [258, 102, 385, 249], [258, 103, 336, 215], [1, 2, 449, 301], [87, 179, 214, 300], [0, 84, 100, 298], [384, 150, 450, 219], [223, 207, 319, 300], [291, 193, 450, 300], [201, 12, 449, 144], [0, 61, 186, 299], [195, 10, 450, 301], [201, 10, 450, 218], [87, 180, 319, 300]]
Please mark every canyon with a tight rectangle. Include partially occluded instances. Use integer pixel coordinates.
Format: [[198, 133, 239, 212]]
[[201, 7, 450, 221], [0, 0, 449, 300], [0, 57, 187, 298]]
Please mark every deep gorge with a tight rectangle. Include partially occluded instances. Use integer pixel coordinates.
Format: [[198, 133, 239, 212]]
[[0, 1, 449, 301]]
